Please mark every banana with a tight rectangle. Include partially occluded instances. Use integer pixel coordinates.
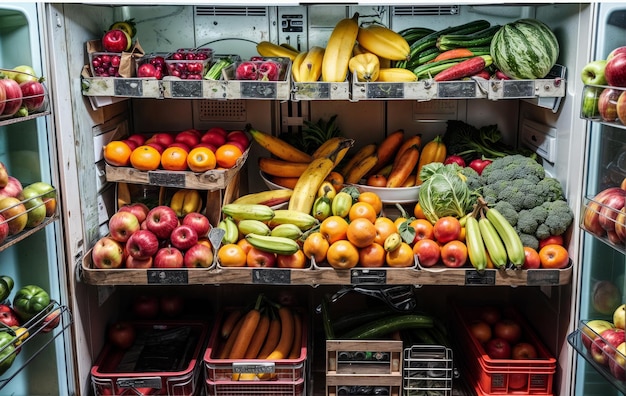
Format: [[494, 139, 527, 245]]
[[341, 144, 377, 176], [317, 181, 337, 200], [231, 189, 293, 207], [291, 50, 307, 82], [384, 232, 402, 252], [237, 219, 271, 236], [312, 137, 344, 159], [280, 42, 299, 52], [222, 203, 275, 222], [321, 12, 360, 82], [485, 207, 525, 268], [256, 41, 299, 61], [298, 46, 325, 82], [269, 209, 318, 230], [331, 191, 353, 218], [348, 53, 380, 82], [270, 223, 303, 240], [245, 233, 301, 255], [312, 196, 332, 222], [465, 216, 487, 271], [344, 154, 378, 184], [218, 217, 239, 245], [376, 68, 418, 82], [246, 125, 313, 163], [478, 217, 508, 269], [357, 24, 410, 61], [259, 157, 310, 178], [170, 189, 202, 217]]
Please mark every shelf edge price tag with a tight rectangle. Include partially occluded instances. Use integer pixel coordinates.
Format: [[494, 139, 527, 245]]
[[351, 269, 387, 284], [114, 79, 144, 96], [252, 268, 291, 284], [232, 362, 275, 374], [464, 269, 495, 285], [147, 269, 189, 284], [148, 171, 186, 187], [170, 80, 203, 98], [527, 269, 560, 286]]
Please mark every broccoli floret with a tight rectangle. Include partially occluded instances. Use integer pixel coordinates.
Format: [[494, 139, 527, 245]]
[[536, 177, 566, 202], [497, 179, 545, 211], [518, 232, 539, 250], [482, 180, 510, 205], [540, 199, 574, 236], [535, 223, 551, 240], [458, 166, 482, 192], [516, 205, 548, 235], [481, 154, 545, 186], [493, 201, 518, 226]]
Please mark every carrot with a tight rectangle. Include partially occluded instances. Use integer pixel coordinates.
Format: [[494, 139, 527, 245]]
[[257, 309, 282, 359], [369, 129, 405, 175], [228, 294, 264, 360], [217, 315, 244, 359], [386, 144, 420, 188], [431, 48, 475, 63], [393, 135, 422, 168], [433, 55, 493, 82], [288, 312, 303, 359], [244, 312, 271, 359], [220, 309, 243, 339]]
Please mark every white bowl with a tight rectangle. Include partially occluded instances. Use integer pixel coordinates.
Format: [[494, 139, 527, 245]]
[[260, 171, 287, 191], [351, 183, 420, 204]]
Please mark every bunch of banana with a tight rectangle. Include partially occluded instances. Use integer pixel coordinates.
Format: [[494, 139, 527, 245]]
[[218, 217, 239, 244], [343, 153, 378, 185], [292, 46, 325, 82], [357, 23, 411, 61], [321, 13, 360, 82], [169, 189, 203, 217], [256, 41, 299, 61], [231, 189, 294, 207]]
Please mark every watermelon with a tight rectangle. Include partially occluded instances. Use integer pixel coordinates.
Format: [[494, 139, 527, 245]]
[[490, 19, 559, 80]]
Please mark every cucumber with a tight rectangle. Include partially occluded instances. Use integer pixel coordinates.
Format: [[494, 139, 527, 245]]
[[342, 314, 434, 340], [333, 307, 398, 335], [408, 20, 491, 61], [398, 27, 437, 45], [436, 25, 502, 51], [406, 47, 441, 70], [413, 57, 470, 78]]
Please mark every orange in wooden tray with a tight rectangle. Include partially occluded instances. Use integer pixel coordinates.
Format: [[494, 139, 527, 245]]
[[218, 243, 247, 267], [130, 145, 161, 171], [327, 240, 359, 269], [187, 147, 217, 172], [215, 144, 243, 169], [303, 232, 329, 263], [373, 217, 397, 246], [358, 191, 382, 215], [348, 201, 377, 223], [386, 242, 414, 267], [103, 140, 132, 167], [161, 146, 188, 171], [347, 218, 377, 248], [320, 215, 348, 244], [359, 242, 386, 268]]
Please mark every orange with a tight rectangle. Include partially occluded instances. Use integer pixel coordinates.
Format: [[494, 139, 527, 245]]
[[359, 243, 386, 268], [326, 240, 359, 269], [130, 145, 161, 171], [187, 147, 217, 172], [394, 216, 408, 230], [303, 232, 330, 264], [413, 202, 426, 219], [347, 218, 377, 248], [216, 144, 243, 169], [161, 146, 189, 171], [325, 171, 344, 193], [217, 243, 247, 267], [538, 244, 569, 269], [385, 242, 415, 267], [409, 219, 434, 243], [348, 202, 377, 223], [358, 191, 383, 215], [103, 141, 132, 167], [373, 217, 397, 246], [237, 238, 254, 255], [320, 216, 349, 244]]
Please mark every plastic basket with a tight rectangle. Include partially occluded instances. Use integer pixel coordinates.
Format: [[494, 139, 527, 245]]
[[205, 377, 305, 396]]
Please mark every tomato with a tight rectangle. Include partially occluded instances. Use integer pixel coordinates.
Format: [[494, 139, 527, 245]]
[[538, 235, 564, 249], [494, 319, 522, 343], [468, 319, 492, 344], [366, 174, 387, 187]]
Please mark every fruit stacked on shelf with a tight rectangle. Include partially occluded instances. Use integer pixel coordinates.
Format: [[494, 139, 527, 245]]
[[102, 127, 250, 172], [92, 20, 137, 78], [580, 45, 626, 125], [582, 182, 626, 247], [91, 199, 215, 270], [0, 65, 46, 118], [580, 304, 626, 381], [164, 48, 212, 80]]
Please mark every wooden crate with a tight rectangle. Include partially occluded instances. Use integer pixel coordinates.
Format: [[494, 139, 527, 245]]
[[326, 340, 403, 376]]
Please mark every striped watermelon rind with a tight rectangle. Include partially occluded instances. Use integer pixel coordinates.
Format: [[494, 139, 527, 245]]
[[490, 18, 559, 80]]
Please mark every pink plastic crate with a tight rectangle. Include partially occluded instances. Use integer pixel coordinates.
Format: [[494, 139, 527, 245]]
[[205, 378, 305, 396]]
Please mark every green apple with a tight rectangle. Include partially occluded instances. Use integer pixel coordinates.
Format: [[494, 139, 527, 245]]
[[9, 65, 38, 84], [581, 59, 607, 85], [22, 182, 56, 217], [21, 196, 46, 228], [581, 86, 602, 119]]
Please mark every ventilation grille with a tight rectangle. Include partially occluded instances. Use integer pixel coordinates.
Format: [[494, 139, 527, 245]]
[[195, 6, 267, 17], [198, 99, 247, 121], [393, 5, 459, 16]]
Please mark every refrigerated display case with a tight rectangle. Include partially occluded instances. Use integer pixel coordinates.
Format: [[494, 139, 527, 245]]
[[1, 2, 623, 396]]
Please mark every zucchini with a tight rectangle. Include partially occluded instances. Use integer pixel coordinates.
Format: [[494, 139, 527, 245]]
[[408, 20, 491, 61], [342, 314, 434, 340], [436, 25, 502, 51], [406, 47, 441, 70], [413, 57, 470, 78], [333, 307, 398, 335], [398, 27, 437, 45]]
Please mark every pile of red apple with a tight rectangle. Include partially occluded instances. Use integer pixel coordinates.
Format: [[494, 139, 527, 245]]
[[90, 53, 123, 78], [165, 49, 212, 80], [235, 58, 282, 81], [91, 204, 215, 269], [137, 54, 168, 80], [1, 65, 46, 117], [580, 45, 626, 125], [582, 183, 626, 245], [581, 304, 625, 381]]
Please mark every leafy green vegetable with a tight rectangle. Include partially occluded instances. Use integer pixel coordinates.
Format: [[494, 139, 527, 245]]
[[418, 163, 477, 223]]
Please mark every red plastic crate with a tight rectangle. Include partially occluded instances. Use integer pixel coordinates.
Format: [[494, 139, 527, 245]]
[[91, 321, 209, 396], [454, 305, 556, 395], [205, 378, 305, 396], [203, 309, 307, 383]]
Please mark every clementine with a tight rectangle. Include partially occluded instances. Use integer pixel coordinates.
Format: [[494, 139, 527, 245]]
[[413, 202, 426, 219], [320, 216, 349, 244], [130, 145, 161, 171], [385, 242, 415, 267], [161, 146, 189, 171], [216, 144, 243, 168], [348, 202, 377, 223], [326, 240, 359, 269], [358, 191, 383, 215], [374, 217, 398, 246], [217, 243, 247, 267], [359, 243, 386, 268], [303, 232, 330, 264], [103, 141, 132, 167], [347, 218, 377, 248], [187, 147, 217, 172]]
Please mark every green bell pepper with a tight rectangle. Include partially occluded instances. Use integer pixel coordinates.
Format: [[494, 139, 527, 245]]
[[12, 285, 50, 322], [0, 332, 16, 375], [0, 276, 13, 303]]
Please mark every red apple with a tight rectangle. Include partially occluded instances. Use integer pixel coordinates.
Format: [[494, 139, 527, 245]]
[[226, 130, 250, 149], [41, 309, 62, 333], [440, 240, 467, 268], [132, 295, 159, 319], [480, 306, 502, 326], [485, 337, 511, 359], [184, 242, 214, 268], [174, 131, 200, 148], [168, 142, 190, 153], [606, 53, 626, 87], [0, 305, 20, 327], [0, 214, 9, 245], [468, 319, 492, 344], [122, 139, 138, 151], [598, 88, 621, 122], [538, 235, 564, 249], [126, 229, 159, 259], [193, 142, 217, 153], [146, 132, 174, 148], [145, 205, 179, 240], [0, 78, 23, 116], [414, 239, 441, 268], [494, 319, 522, 344], [170, 225, 199, 251], [246, 247, 276, 267], [610, 342, 626, 380], [608, 46, 626, 60], [276, 250, 307, 269], [582, 320, 616, 350], [91, 237, 124, 269], [108, 321, 135, 349], [145, 141, 164, 154], [591, 328, 625, 366], [127, 134, 146, 146], [125, 255, 153, 269], [108, 210, 140, 243], [206, 127, 227, 138], [160, 294, 184, 317], [617, 90, 626, 126], [522, 246, 541, 269], [512, 342, 538, 359], [137, 63, 157, 78], [20, 80, 45, 112], [0, 176, 23, 200], [200, 130, 226, 147], [182, 212, 211, 238], [154, 246, 184, 268], [102, 29, 131, 53], [226, 139, 247, 154], [118, 203, 150, 224]]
